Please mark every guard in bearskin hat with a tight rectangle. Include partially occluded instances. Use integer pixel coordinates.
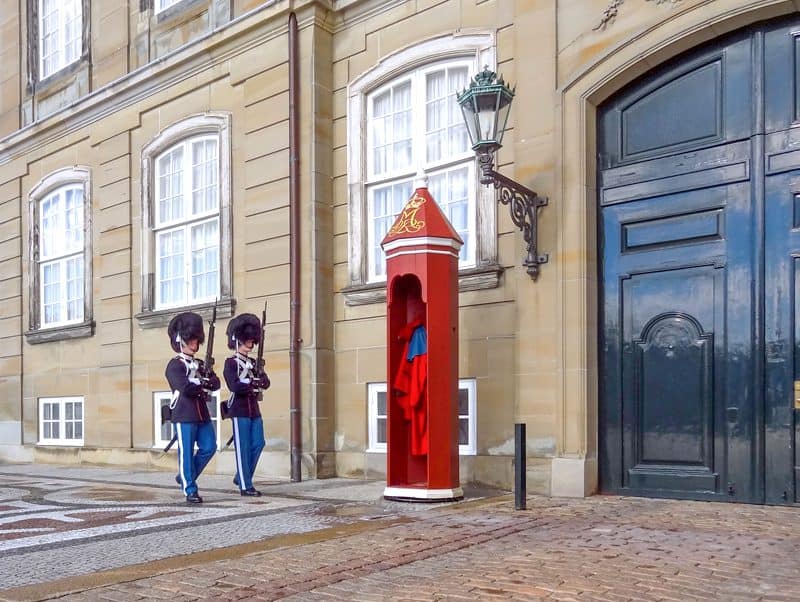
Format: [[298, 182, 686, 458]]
[[223, 312, 270, 496], [165, 311, 220, 503]]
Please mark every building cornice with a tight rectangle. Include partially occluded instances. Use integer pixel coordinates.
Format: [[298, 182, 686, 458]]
[[0, 0, 333, 167]]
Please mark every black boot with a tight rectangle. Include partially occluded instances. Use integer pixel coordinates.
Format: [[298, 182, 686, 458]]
[[240, 488, 262, 497], [186, 492, 203, 503]]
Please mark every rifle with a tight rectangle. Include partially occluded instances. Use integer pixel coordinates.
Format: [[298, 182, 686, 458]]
[[200, 302, 217, 380], [255, 300, 268, 401]]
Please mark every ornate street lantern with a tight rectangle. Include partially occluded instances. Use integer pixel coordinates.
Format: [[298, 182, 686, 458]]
[[456, 67, 549, 280]]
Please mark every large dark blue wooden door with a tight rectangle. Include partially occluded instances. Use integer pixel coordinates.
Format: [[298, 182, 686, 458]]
[[598, 22, 800, 503], [763, 21, 800, 505]]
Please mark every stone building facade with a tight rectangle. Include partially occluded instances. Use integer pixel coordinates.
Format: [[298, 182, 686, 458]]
[[1, 0, 798, 503]]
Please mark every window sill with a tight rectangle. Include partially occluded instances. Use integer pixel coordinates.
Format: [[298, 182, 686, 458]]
[[342, 263, 503, 306], [25, 320, 95, 344], [135, 297, 236, 329], [35, 57, 86, 95], [35, 441, 84, 447]]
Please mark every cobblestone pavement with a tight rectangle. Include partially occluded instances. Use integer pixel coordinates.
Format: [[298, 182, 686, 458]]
[[1, 464, 799, 601]]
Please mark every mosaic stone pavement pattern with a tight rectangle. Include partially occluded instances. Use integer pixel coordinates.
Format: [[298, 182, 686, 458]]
[[0, 464, 405, 590]]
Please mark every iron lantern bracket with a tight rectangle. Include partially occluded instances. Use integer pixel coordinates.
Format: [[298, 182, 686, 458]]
[[477, 149, 549, 280]]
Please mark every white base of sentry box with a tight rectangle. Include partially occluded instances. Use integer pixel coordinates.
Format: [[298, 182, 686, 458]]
[[383, 486, 464, 502]]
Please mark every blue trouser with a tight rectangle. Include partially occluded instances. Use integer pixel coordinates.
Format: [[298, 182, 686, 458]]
[[232, 416, 265, 491], [176, 421, 216, 495]]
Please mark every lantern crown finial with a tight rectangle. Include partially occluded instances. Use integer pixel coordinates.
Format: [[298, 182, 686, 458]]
[[456, 66, 515, 103]]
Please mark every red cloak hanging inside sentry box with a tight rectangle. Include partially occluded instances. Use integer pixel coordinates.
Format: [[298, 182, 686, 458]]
[[381, 174, 464, 502]]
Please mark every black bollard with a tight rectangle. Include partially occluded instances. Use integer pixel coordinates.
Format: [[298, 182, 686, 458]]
[[515, 422, 526, 510]]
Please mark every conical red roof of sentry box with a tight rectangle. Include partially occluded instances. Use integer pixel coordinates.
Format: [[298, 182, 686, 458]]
[[380, 185, 464, 248]]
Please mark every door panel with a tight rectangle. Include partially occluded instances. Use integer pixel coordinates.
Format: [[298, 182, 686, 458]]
[[599, 29, 763, 502], [601, 171, 756, 500], [599, 34, 752, 169], [763, 127, 800, 504], [763, 18, 800, 505]]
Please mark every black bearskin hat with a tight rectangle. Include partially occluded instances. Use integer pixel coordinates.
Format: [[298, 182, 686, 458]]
[[167, 312, 206, 352], [226, 313, 262, 349]]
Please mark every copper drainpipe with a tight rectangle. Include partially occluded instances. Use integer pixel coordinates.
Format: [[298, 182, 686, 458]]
[[288, 11, 302, 482]]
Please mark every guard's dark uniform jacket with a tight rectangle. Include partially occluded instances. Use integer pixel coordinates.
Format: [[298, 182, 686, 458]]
[[223, 353, 269, 419], [166, 353, 220, 422]]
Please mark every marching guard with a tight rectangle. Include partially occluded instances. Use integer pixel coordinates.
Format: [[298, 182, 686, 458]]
[[223, 313, 270, 496], [165, 312, 220, 503]]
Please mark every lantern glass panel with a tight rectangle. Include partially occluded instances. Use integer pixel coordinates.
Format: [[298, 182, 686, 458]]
[[495, 100, 512, 146]]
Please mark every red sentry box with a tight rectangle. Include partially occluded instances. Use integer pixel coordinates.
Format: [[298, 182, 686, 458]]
[[381, 182, 464, 502]]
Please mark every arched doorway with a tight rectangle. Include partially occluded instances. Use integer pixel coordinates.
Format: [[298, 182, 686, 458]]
[[598, 16, 799, 505]]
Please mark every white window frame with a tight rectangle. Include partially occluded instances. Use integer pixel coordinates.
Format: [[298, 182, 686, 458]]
[[140, 113, 233, 322], [27, 167, 93, 342], [38, 0, 82, 79], [346, 33, 499, 298], [367, 378, 476, 455], [153, 390, 223, 450], [367, 382, 388, 452], [38, 396, 84, 446]]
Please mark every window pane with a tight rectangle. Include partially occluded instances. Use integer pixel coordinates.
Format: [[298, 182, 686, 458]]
[[63, 187, 84, 253], [377, 391, 387, 416], [66, 257, 84, 321], [447, 67, 470, 155], [190, 219, 219, 301], [74, 422, 83, 439], [425, 70, 447, 163], [64, 0, 82, 64], [371, 90, 390, 175], [458, 388, 469, 416], [43, 404, 52, 420], [377, 417, 387, 444], [391, 82, 412, 171], [52, 423, 60, 439], [40, 0, 60, 77], [74, 402, 83, 419], [42, 262, 62, 324], [44, 423, 52, 439], [157, 147, 185, 224], [429, 166, 472, 263], [191, 139, 219, 215], [66, 422, 74, 439], [458, 418, 469, 445], [40, 193, 61, 259], [65, 403, 73, 420], [370, 81, 412, 175], [206, 399, 217, 418], [157, 229, 186, 305], [369, 180, 413, 278], [425, 66, 470, 164]]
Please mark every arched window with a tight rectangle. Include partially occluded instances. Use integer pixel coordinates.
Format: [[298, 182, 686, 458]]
[[344, 33, 501, 305], [26, 167, 93, 343], [138, 113, 234, 327]]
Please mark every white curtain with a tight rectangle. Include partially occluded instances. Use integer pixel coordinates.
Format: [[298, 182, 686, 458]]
[[40, 186, 84, 325]]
